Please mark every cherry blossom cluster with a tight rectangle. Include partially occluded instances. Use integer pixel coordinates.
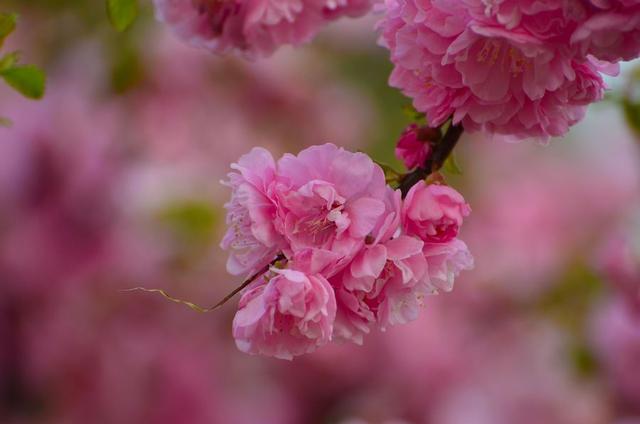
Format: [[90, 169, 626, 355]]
[[153, 0, 371, 58], [378, 0, 640, 141], [221, 143, 473, 359]]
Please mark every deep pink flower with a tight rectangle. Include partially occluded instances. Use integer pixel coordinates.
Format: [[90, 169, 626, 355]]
[[275, 143, 389, 266], [395, 124, 433, 170], [222, 144, 473, 355], [378, 0, 611, 140], [221, 147, 284, 276], [334, 234, 473, 342], [572, 1, 640, 62], [462, 0, 587, 41], [336, 234, 428, 335], [332, 185, 472, 341], [154, 0, 373, 58], [232, 268, 337, 359], [403, 182, 470, 243]]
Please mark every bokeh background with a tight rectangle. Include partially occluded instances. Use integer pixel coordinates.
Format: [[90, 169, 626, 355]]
[[1, 1, 639, 423]]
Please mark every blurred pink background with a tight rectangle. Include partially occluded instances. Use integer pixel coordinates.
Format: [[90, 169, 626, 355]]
[[1, 2, 639, 423]]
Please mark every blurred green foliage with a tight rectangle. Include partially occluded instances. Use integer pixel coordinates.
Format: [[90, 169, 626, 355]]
[[324, 47, 411, 165], [158, 200, 220, 248], [0, 12, 17, 48], [0, 10, 46, 124], [442, 152, 463, 176], [0, 65, 46, 99], [107, 0, 138, 32]]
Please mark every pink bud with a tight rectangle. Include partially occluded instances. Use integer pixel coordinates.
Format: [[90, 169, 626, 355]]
[[395, 124, 434, 169]]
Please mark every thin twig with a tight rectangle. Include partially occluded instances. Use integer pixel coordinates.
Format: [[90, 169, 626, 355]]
[[121, 254, 286, 312], [209, 254, 285, 310]]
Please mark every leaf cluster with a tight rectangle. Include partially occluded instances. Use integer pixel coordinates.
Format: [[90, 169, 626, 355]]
[[0, 13, 46, 102]]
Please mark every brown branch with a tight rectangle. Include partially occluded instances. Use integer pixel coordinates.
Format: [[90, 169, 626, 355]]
[[122, 254, 285, 312], [209, 254, 285, 310]]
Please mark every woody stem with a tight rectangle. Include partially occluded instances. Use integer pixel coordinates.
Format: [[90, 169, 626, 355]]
[[211, 254, 286, 310]]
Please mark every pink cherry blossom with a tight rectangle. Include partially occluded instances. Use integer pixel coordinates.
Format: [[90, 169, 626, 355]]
[[222, 143, 473, 355], [597, 230, 640, 312], [423, 239, 474, 292], [334, 235, 430, 341], [394, 124, 433, 170], [378, 0, 612, 140], [332, 184, 472, 342], [402, 182, 470, 243], [221, 147, 284, 276], [275, 143, 389, 266], [233, 268, 337, 359], [591, 297, 640, 406], [154, 0, 373, 58], [572, 1, 640, 63]]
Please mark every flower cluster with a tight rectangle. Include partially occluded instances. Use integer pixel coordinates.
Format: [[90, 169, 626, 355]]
[[221, 143, 473, 359], [154, 0, 372, 58], [378, 0, 640, 140]]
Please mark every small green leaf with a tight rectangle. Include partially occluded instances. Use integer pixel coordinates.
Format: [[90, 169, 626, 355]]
[[570, 343, 599, 378], [158, 200, 219, 246], [402, 104, 426, 123], [622, 97, 640, 138], [442, 153, 462, 175], [107, 0, 138, 32], [372, 159, 402, 185], [0, 13, 17, 49], [0, 65, 46, 99], [0, 116, 12, 127], [0, 51, 20, 72], [111, 46, 144, 93]]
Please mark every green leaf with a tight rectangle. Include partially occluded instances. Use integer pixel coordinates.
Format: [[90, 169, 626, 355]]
[[111, 45, 144, 93], [0, 65, 46, 99], [0, 13, 17, 49], [0, 51, 20, 72], [570, 343, 599, 378], [442, 152, 462, 175], [107, 0, 138, 32], [622, 98, 640, 138], [158, 200, 219, 246], [0, 116, 12, 127], [372, 159, 402, 185], [402, 104, 426, 123]]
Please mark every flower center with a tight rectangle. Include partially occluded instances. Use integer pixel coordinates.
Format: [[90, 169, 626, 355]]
[[476, 40, 531, 76]]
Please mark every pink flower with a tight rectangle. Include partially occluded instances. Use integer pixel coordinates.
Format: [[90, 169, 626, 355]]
[[332, 185, 472, 341], [572, 1, 640, 63], [378, 0, 611, 140], [275, 143, 389, 267], [232, 268, 337, 359], [423, 239, 474, 292], [154, 0, 373, 58], [591, 297, 640, 406], [394, 124, 433, 170], [402, 182, 470, 243], [222, 143, 474, 355], [221, 147, 284, 276], [597, 231, 640, 312], [334, 235, 430, 341]]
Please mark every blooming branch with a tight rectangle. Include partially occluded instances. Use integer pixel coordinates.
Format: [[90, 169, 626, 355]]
[[218, 143, 473, 358]]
